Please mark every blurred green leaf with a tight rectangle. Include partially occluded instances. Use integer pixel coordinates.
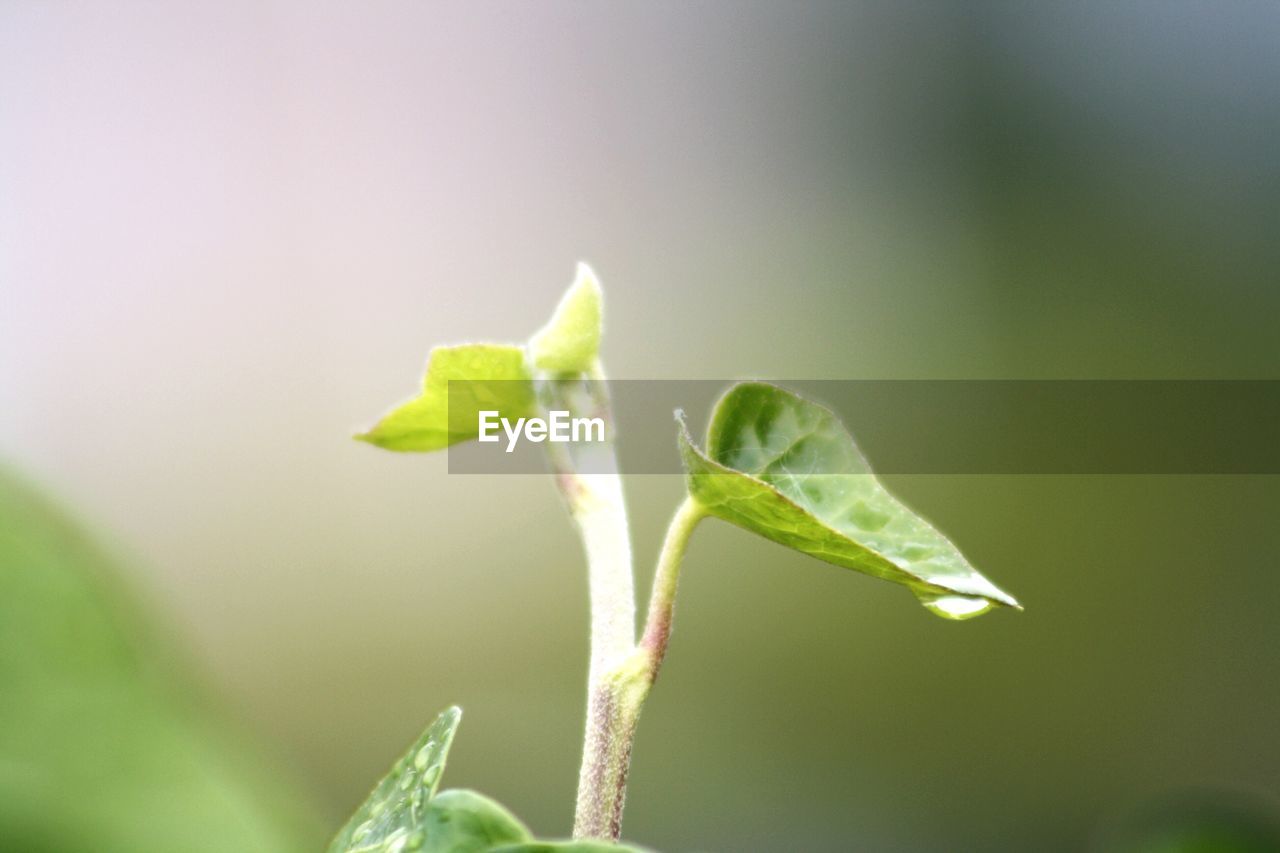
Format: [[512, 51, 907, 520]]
[[0, 464, 321, 852], [529, 263, 603, 374], [678, 382, 1019, 619], [1104, 792, 1280, 853], [494, 842, 649, 852], [356, 344, 534, 452]]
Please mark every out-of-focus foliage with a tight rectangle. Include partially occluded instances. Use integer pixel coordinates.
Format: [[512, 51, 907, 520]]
[[0, 464, 322, 852], [1102, 791, 1280, 853]]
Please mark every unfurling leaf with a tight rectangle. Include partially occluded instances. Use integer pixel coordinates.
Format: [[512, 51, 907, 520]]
[[356, 344, 534, 452], [357, 264, 605, 453], [678, 382, 1019, 619], [529, 263, 603, 374]]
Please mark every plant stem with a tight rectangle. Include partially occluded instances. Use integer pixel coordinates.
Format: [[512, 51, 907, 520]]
[[541, 371, 636, 684], [566, 472, 637, 682], [544, 367, 708, 841], [565, 470, 640, 842], [538, 369, 641, 840], [639, 496, 707, 678], [572, 495, 707, 840]]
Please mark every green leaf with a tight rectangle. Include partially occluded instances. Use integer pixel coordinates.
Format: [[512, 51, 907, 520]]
[[0, 463, 323, 852], [412, 790, 533, 852], [329, 708, 654, 853], [678, 382, 1020, 619], [356, 344, 534, 452], [529, 263, 603, 374], [356, 265, 607, 452], [328, 706, 465, 852]]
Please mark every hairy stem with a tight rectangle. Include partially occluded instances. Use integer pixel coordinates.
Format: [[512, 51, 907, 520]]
[[639, 496, 707, 678], [541, 371, 636, 682], [572, 660, 647, 841], [545, 367, 708, 841], [565, 472, 636, 681], [566, 473, 639, 841], [539, 369, 641, 840], [572, 495, 707, 840]]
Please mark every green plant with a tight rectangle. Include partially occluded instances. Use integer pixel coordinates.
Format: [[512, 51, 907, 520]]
[[0, 465, 324, 852], [340, 265, 1020, 852]]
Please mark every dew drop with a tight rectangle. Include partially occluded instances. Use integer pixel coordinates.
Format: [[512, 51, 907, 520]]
[[422, 763, 442, 787], [916, 592, 994, 621], [899, 542, 937, 561], [384, 828, 410, 853], [414, 741, 436, 770], [848, 500, 890, 532]]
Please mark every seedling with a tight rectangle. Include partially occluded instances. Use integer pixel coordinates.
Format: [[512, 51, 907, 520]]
[[335, 265, 1020, 852]]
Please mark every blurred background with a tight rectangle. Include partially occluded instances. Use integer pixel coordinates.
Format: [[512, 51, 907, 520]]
[[2, 2, 1278, 851]]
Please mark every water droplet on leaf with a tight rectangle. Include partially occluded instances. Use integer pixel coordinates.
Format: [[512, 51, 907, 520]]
[[384, 828, 410, 853], [916, 591, 994, 620]]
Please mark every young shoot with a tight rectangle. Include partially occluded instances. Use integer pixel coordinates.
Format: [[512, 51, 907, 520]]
[[335, 264, 1020, 852]]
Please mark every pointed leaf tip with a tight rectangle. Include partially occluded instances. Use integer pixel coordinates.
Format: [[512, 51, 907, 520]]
[[529, 264, 603, 374], [328, 705, 467, 852], [678, 382, 1019, 618]]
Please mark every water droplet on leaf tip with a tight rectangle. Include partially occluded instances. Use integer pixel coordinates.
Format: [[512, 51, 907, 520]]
[[917, 592, 994, 621]]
